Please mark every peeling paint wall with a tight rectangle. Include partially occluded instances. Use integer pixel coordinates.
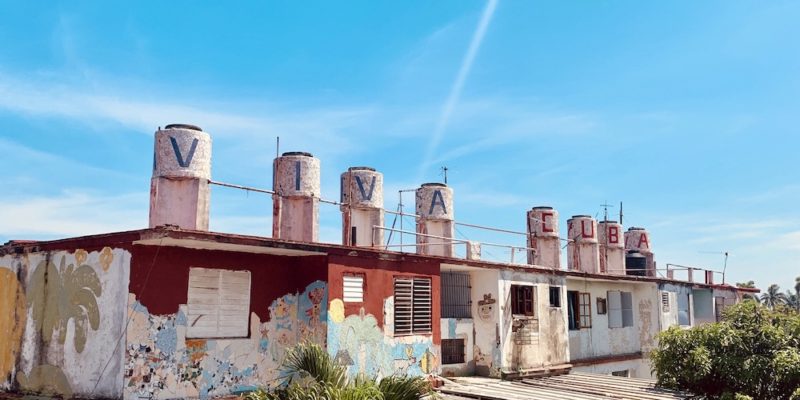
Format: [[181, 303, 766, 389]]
[[124, 280, 327, 399], [1, 248, 131, 398], [660, 283, 693, 326], [498, 271, 569, 373], [125, 246, 328, 400], [327, 256, 441, 378], [565, 278, 659, 378]]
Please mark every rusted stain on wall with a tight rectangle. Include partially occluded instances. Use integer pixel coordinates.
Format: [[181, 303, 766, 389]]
[[0, 268, 26, 383]]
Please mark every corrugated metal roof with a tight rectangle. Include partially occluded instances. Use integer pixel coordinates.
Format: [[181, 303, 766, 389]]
[[438, 372, 690, 400]]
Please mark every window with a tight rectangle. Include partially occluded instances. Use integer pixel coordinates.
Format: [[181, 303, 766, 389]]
[[567, 291, 580, 330], [661, 292, 670, 313], [567, 291, 592, 330], [611, 370, 630, 377], [343, 274, 364, 303], [441, 272, 471, 318], [596, 297, 607, 315], [549, 286, 561, 307], [511, 285, 535, 316], [579, 292, 592, 328], [607, 290, 634, 328], [394, 277, 432, 335], [441, 339, 465, 364], [187, 267, 251, 338]]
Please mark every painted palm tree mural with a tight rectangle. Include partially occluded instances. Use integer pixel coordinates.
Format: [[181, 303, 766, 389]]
[[27, 255, 102, 353]]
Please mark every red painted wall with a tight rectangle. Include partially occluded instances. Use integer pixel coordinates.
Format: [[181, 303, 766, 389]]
[[327, 254, 441, 342], [130, 245, 327, 322]]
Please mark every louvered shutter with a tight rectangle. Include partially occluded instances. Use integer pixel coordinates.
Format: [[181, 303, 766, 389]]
[[412, 277, 432, 333], [394, 277, 432, 335], [187, 268, 251, 338], [343, 275, 364, 303]]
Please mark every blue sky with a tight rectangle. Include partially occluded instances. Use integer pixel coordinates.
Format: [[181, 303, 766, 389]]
[[1, 1, 798, 292]]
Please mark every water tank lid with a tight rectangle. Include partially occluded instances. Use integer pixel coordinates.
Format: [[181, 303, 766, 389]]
[[532, 206, 553, 210], [282, 151, 314, 157], [348, 166, 376, 172], [165, 123, 203, 131], [421, 182, 447, 188], [571, 215, 592, 219], [628, 227, 646, 231], [599, 220, 618, 224], [626, 251, 646, 257]]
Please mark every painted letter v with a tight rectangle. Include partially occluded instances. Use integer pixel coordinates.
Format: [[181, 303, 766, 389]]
[[170, 137, 199, 168]]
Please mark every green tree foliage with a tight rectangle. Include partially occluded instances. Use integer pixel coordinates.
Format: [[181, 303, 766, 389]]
[[650, 301, 800, 399], [761, 284, 789, 309], [245, 342, 435, 400]]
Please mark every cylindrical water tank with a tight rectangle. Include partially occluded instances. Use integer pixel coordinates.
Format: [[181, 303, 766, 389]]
[[273, 152, 321, 198], [625, 227, 651, 253], [598, 220, 624, 249], [528, 206, 559, 237], [567, 215, 598, 244], [153, 124, 212, 180], [415, 183, 454, 221], [625, 252, 647, 276], [340, 167, 383, 210]]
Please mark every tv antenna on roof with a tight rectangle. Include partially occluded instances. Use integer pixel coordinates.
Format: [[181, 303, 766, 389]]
[[600, 201, 615, 221], [440, 166, 449, 184]]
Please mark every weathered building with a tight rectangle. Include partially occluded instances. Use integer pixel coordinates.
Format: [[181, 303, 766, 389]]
[[0, 125, 757, 399]]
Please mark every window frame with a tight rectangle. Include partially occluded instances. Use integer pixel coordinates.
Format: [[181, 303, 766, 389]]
[[393, 276, 433, 336], [596, 297, 607, 315], [186, 267, 251, 339], [441, 338, 466, 365], [549, 286, 561, 308], [440, 271, 472, 318], [343, 273, 365, 303], [579, 292, 592, 328], [511, 285, 535, 317]]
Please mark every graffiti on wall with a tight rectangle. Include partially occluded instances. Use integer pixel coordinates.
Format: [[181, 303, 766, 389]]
[[327, 297, 439, 379], [125, 280, 327, 399], [477, 294, 496, 322]]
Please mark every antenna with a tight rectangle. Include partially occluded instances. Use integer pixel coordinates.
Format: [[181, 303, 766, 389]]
[[619, 201, 623, 225], [600, 201, 615, 222], [699, 250, 731, 284], [440, 166, 449, 184], [276, 136, 280, 158]]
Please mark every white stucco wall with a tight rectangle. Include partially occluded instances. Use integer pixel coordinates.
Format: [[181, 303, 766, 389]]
[[498, 270, 569, 374], [565, 279, 659, 362]]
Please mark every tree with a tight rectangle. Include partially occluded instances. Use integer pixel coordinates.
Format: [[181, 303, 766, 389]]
[[736, 280, 756, 288], [245, 342, 434, 400], [760, 284, 788, 309], [650, 301, 800, 399]]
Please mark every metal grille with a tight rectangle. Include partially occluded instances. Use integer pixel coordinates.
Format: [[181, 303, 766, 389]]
[[441, 272, 471, 318], [394, 277, 432, 335], [441, 339, 465, 364]]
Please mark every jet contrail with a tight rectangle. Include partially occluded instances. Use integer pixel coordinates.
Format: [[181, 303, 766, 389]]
[[418, 0, 499, 180]]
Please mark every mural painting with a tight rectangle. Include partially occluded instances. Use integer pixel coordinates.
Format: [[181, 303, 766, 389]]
[[477, 294, 496, 322], [327, 297, 439, 379], [1, 248, 131, 399], [125, 280, 327, 399]]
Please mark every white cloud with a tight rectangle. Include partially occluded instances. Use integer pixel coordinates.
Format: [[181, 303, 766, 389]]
[[0, 190, 147, 240]]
